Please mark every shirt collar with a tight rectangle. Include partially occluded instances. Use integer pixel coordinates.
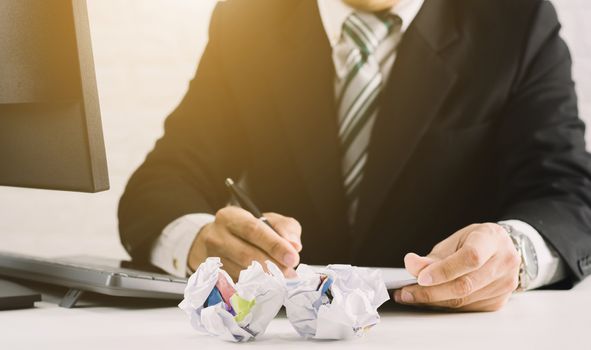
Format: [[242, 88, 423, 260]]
[[318, 0, 425, 47]]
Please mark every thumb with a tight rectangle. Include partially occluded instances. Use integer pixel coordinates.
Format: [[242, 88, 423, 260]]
[[404, 253, 437, 277]]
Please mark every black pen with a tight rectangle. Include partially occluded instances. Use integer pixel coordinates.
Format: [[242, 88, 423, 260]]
[[225, 178, 278, 234]]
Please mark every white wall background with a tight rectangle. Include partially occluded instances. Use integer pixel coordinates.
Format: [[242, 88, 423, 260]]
[[0, 0, 589, 259]]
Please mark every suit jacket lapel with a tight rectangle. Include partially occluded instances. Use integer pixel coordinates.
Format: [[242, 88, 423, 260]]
[[353, 1, 460, 247], [262, 1, 349, 233]]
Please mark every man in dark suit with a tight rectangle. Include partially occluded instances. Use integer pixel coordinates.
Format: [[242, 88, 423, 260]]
[[119, 0, 591, 312]]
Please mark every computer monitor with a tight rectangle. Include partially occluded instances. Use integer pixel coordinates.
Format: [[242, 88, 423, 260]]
[[0, 0, 109, 192], [0, 0, 109, 309]]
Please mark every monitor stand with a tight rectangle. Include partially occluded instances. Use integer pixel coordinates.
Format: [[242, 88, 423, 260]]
[[0, 278, 41, 310]]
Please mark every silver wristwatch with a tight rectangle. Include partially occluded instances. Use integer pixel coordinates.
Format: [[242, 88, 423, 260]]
[[499, 223, 539, 292]]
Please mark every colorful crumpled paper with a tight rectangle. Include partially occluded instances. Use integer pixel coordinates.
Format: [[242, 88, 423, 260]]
[[178, 257, 285, 342], [283, 264, 389, 340]]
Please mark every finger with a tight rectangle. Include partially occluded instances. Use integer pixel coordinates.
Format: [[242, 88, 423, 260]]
[[430, 274, 517, 310], [217, 206, 300, 267], [263, 212, 302, 252], [396, 244, 520, 306], [401, 256, 501, 304], [398, 256, 502, 304], [452, 294, 512, 312], [220, 258, 296, 284], [211, 229, 299, 279], [212, 230, 276, 268], [396, 271, 518, 309], [394, 291, 511, 312], [418, 229, 500, 286], [404, 253, 436, 277], [211, 234, 298, 279]]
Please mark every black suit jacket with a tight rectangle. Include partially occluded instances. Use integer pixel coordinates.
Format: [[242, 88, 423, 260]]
[[119, 0, 591, 283]]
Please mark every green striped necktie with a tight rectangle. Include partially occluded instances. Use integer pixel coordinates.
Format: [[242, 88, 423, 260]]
[[338, 12, 402, 224]]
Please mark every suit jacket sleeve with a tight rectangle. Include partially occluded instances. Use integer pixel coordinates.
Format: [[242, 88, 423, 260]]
[[497, 1, 591, 283], [118, 4, 243, 262]]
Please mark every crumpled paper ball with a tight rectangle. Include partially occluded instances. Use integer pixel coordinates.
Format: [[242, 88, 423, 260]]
[[178, 257, 285, 342], [283, 264, 389, 340]]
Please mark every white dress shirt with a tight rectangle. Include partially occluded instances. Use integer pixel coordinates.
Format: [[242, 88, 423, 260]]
[[150, 0, 567, 290]]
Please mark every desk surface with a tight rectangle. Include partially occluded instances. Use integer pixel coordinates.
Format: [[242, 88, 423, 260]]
[[1, 278, 590, 350]]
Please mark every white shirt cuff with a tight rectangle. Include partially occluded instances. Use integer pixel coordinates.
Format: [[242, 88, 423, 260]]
[[150, 213, 215, 277], [499, 219, 567, 290]]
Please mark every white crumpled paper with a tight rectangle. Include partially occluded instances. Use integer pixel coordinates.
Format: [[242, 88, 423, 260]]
[[284, 264, 389, 340], [178, 257, 286, 342]]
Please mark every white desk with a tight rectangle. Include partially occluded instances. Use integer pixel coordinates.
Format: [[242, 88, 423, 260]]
[[1, 278, 590, 350]]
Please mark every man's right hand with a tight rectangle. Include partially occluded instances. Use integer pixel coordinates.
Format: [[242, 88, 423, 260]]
[[187, 206, 302, 280]]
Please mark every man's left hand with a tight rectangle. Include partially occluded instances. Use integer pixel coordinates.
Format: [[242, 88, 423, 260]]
[[394, 223, 521, 312]]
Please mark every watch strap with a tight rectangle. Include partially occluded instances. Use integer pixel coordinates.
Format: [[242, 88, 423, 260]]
[[499, 223, 527, 292]]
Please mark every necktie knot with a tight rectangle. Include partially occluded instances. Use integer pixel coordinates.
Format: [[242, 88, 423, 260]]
[[342, 12, 402, 57]]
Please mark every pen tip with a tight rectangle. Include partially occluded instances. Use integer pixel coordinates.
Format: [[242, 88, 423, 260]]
[[225, 178, 234, 187]]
